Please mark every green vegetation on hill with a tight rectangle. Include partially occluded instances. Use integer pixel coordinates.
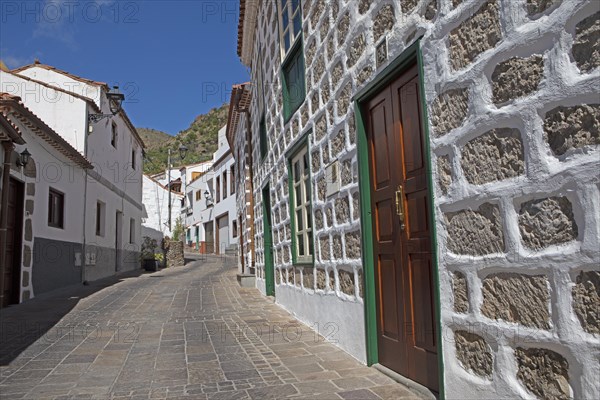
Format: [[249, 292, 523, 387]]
[[140, 103, 229, 175]]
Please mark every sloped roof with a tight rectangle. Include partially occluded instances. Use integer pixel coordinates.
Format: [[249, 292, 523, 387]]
[[12, 60, 109, 89], [0, 93, 93, 169], [226, 83, 252, 150], [237, 0, 259, 66], [0, 112, 26, 144]]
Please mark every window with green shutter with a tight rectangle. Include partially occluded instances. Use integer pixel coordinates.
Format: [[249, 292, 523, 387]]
[[281, 41, 306, 122]]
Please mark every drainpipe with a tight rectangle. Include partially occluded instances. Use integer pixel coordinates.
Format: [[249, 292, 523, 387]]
[[0, 142, 15, 305], [81, 109, 90, 283]]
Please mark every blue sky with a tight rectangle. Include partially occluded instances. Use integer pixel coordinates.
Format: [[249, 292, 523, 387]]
[[0, 0, 249, 135]]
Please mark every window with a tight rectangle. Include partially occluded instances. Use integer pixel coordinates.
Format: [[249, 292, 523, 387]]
[[95, 201, 105, 236], [289, 145, 313, 263], [222, 172, 228, 199], [278, 0, 302, 57], [131, 149, 136, 170], [216, 176, 220, 203], [195, 190, 202, 202], [230, 166, 235, 194], [259, 115, 268, 159], [282, 41, 306, 121], [232, 220, 238, 238], [278, 0, 305, 121], [129, 218, 135, 244], [48, 188, 64, 229], [111, 122, 118, 148]]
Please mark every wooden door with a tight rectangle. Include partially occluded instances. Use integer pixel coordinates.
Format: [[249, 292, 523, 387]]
[[205, 221, 214, 254], [262, 185, 274, 296], [2, 178, 24, 307], [364, 63, 438, 392], [218, 214, 229, 253]]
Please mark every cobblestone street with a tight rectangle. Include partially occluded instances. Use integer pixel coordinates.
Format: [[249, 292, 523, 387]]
[[0, 256, 420, 399]]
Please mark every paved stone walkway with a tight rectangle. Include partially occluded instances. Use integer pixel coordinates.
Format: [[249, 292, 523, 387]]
[[0, 256, 421, 399]]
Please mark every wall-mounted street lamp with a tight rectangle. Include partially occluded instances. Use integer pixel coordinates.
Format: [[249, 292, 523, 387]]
[[88, 86, 125, 123], [167, 145, 189, 230], [16, 148, 31, 167]]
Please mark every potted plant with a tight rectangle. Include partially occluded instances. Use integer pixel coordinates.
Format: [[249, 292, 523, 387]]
[[154, 252, 165, 269], [141, 236, 158, 271]]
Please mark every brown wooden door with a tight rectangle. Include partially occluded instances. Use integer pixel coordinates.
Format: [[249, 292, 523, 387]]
[[2, 178, 24, 308], [365, 63, 438, 392]]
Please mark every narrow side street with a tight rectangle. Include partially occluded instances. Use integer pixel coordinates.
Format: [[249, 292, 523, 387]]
[[0, 257, 420, 400]]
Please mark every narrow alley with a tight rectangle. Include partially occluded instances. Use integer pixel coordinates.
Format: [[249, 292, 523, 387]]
[[0, 257, 421, 399]]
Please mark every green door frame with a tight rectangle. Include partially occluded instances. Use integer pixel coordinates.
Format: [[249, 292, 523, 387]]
[[353, 39, 445, 398], [262, 184, 275, 296]]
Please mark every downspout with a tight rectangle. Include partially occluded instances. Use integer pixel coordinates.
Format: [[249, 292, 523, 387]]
[[81, 107, 90, 283], [0, 142, 15, 305]]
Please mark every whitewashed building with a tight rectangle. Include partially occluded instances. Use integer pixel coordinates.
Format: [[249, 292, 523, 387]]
[[227, 83, 255, 276], [1, 62, 145, 292], [235, 0, 599, 398], [180, 161, 213, 251], [0, 93, 93, 305], [141, 174, 183, 242]]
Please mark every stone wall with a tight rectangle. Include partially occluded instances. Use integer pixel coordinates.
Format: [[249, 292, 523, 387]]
[[166, 241, 185, 267], [426, 0, 599, 398], [243, 0, 599, 397]]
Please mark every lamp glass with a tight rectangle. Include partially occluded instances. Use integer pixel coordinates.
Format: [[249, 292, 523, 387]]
[[179, 145, 188, 160]]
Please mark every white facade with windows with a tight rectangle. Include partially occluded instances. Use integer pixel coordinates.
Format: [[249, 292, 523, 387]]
[[1, 62, 145, 292], [141, 174, 183, 242]]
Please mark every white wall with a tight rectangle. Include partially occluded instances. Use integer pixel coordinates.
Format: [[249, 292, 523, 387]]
[[142, 175, 182, 241]]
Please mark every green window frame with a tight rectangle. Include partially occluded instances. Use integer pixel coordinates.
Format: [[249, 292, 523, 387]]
[[260, 114, 268, 160], [281, 39, 306, 123], [287, 132, 314, 265]]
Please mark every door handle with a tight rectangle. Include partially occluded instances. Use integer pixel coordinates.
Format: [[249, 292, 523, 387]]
[[395, 185, 405, 223]]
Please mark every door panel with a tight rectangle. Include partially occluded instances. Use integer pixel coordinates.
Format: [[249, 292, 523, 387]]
[[365, 63, 438, 393], [262, 186, 274, 296], [3, 178, 24, 307]]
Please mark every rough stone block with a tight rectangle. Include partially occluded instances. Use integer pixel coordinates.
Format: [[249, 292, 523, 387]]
[[358, 269, 364, 298], [335, 196, 350, 224], [310, 0, 325, 30], [518, 197, 578, 250], [339, 270, 355, 296], [294, 268, 301, 287], [348, 114, 356, 144], [515, 348, 570, 400], [332, 234, 342, 259], [26, 182, 35, 196], [448, 0, 502, 70], [317, 176, 327, 201], [492, 55, 544, 105], [345, 231, 361, 259], [358, 0, 372, 14], [314, 55, 325, 81], [424, 0, 438, 21], [430, 88, 469, 136], [453, 271, 469, 313], [352, 192, 360, 221], [341, 159, 352, 186], [332, 128, 346, 157], [303, 268, 315, 289], [25, 199, 34, 214], [438, 155, 452, 194], [461, 128, 525, 184], [326, 207, 333, 227], [445, 203, 504, 255], [315, 114, 327, 141], [572, 270, 600, 334], [402, 0, 417, 13], [22, 290, 30, 301], [332, 62, 344, 88], [316, 268, 327, 290], [328, 269, 335, 291], [572, 12, 599, 73], [315, 209, 324, 230], [481, 273, 550, 328], [320, 236, 330, 261], [24, 159, 36, 178], [454, 331, 493, 377], [356, 66, 373, 86], [337, 82, 352, 118], [338, 12, 350, 45], [453, 0, 464, 7], [23, 245, 31, 268], [24, 219, 32, 241], [22, 270, 29, 287], [526, 0, 560, 16], [275, 269, 281, 285], [544, 104, 599, 156], [373, 5, 395, 42], [320, 79, 331, 105], [347, 33, 366, 68]]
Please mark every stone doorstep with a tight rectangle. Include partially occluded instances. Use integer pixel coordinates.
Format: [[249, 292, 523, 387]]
[[372, 364, 436, 400], [237, 274, 256, 288]]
